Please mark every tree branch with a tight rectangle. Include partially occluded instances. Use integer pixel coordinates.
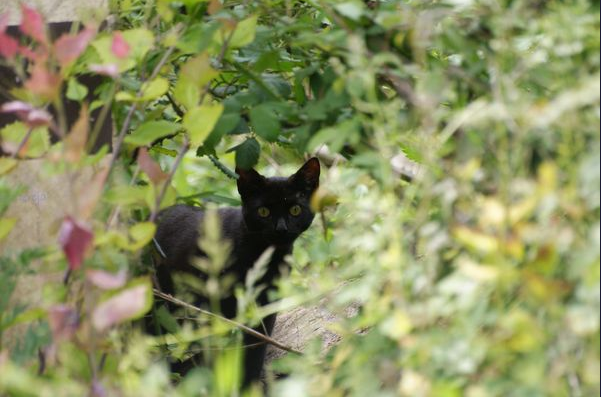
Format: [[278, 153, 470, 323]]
[[153, 289, 303, 355]]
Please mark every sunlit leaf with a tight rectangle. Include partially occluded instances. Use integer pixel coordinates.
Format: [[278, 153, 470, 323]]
[[66, 78, 89, 101], [124, 120, 180, 146], [128, 222, 156, 251], [0, 121, 50, 158], [183, 103, 224, 146], [116, 77, 169, 102], [229, 15, 258, 48]]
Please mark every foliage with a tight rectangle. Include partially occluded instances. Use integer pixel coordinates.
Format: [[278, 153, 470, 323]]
[[0, 0, 599, 396]]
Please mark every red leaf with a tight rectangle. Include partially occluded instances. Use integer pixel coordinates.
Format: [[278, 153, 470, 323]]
[[91, 284, 150, 331], [111, 31, 130, 59], [48, 305, 79, 342], [54, 27, 95, 66], [19, 4, 46, 44], [89, 63, 119, 78], [137, 147, 168, 184], [58, 216, 93, 271], [24, 63, 61, 100], [0, 100, 53, 127], [86, 269, 127, 290]]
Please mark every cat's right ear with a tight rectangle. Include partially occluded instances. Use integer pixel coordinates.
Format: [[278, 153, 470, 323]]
[[236, 167, 265, 198]]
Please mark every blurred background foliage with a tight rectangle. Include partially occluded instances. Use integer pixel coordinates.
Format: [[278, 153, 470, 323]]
[[0, 0, 599, 396]]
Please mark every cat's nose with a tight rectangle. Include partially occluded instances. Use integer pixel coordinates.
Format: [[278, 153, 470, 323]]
[[275, 218, 288, 232]]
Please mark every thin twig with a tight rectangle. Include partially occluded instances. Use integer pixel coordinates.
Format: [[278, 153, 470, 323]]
[[153, 289, 303, 355], [10, 126, 33, 159], [149, 135, 190, 223], [107, 45, 177, 177]]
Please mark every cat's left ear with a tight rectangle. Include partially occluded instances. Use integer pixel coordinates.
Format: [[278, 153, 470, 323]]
[[236, 167, 265, 198], [290, 157, 320, 192]]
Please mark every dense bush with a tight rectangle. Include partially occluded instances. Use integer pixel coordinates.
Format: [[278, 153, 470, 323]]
[[0, 0, 599, 396]]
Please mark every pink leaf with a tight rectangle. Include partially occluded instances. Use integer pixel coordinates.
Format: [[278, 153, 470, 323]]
[[111, 32, 130, 59], [24, 63, 61, 100], [0, 14, 18, 59], [91, 284, 150, 331], [19, 4, 46, 44], [86, 269, 127, 290], [54, 27, 95, 66], [0, 101, 53, 127], [137, 147, 168, 184], [58, 216, 93, 271], [48, 305, 79, 342], [0, 33, 18, 59], [89, 63, 119, 78], [0, 13, 9, 31]]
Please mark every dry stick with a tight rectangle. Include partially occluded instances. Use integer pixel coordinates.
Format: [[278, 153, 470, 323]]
[[153, 289, 303, 356], [149, 134, 190, 223]]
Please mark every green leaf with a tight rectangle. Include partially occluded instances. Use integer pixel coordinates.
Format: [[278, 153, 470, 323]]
[[183, 104, 224, 147], [128, 222, 157, 251], [177, 22, 220, 54], [229, 15, 258, 48], [173, 54, 218, 109], [66, 78, 89, 101], [124, 120, 180, 146], [0, 122, 50, 158], [91, 28, 154, 72], [116, 77, 169, 102], [232, 138, 260, 170], [173, 80, 199, 110], [250, 104, 280, 142], [104, 185, 149, 206]]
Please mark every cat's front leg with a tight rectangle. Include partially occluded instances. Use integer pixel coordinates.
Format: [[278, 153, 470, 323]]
[[242, 313, 277, 388]]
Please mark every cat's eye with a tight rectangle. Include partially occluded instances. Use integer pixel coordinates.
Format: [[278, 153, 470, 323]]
[[257, 207, 270, 217], [289, 205, 302, 216]]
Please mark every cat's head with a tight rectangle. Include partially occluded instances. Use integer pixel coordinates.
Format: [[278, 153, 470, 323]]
[[236, 158, 320, 245]]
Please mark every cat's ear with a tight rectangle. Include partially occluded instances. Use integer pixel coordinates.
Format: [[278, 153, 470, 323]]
[[236, 167, 265, 198], [290, 157, 320, 192]]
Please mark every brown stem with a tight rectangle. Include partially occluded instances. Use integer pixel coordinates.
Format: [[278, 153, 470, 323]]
[[10, 126, 33, 159], [106, 45, 177, 177], [153, 289, 303, 355]]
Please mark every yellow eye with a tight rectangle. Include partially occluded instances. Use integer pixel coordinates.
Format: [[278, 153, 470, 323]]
[[257, 207, 270, 217], [289, 205, 302, 216]]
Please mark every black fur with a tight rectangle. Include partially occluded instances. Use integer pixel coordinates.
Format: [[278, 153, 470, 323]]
[[151, 158, 320, 387]]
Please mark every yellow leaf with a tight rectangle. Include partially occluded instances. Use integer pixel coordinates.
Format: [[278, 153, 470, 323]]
[[183, 103, 224, 146], [0, 158, 18, 176], [128, 222, 157, 251], [453, 226, 499, 254], [0, 217, 17, 242]]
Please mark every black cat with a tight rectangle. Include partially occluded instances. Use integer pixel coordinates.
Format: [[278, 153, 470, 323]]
[[151, 157, 320, 387]]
